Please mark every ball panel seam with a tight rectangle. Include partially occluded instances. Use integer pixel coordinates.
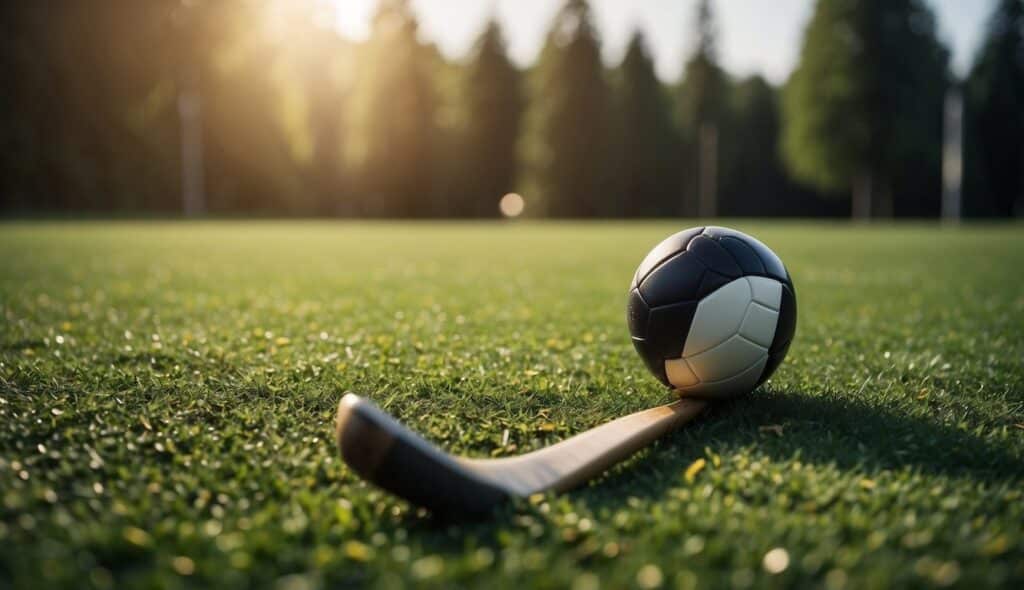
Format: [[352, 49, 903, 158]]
[[634, 227, 705, 286], [676, 355, 769, 398], [684, 334, 767, 382], [681, 278, 752, 357]]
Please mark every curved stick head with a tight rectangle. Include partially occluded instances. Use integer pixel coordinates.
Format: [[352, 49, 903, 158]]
[[335, 394, 509, 517]]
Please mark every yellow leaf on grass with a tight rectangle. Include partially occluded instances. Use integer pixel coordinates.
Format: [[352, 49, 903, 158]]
[[344, 540, 372, 562], [685, 458, 707, 483], [123, 526, 151, 547], [982, 535, 1009, 556]]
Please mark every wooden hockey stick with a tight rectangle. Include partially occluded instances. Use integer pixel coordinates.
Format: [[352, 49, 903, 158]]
[[335, 393, 707, 516]]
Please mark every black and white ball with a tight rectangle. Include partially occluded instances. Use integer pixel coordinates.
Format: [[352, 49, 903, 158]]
[[627, 226, 797, 398]]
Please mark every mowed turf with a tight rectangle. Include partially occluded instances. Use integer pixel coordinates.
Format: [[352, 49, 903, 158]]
[[1, 221, 1022, 589]]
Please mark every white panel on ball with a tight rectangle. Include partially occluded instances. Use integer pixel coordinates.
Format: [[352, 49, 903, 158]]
[[678, 355, 769, 398], [746, 276, 783, 310], [739, 302, 779, 348], [685, 334, 767, 383], [682, 278, 752, 357], [665, 357, 699, 388]]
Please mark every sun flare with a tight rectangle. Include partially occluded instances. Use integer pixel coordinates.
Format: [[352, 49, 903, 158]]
[[324, 0, 376, 40]]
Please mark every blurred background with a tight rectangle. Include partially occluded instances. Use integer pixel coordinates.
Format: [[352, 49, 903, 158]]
[[0, 0, 1020, 220]]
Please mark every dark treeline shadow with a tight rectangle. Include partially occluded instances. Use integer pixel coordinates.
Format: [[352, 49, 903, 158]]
[[0, 0, 1020, 219]]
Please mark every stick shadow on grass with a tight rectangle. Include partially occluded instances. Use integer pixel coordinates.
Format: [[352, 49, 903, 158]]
[[391, 388, 1021, 535], [584, 389, 1024, 506]]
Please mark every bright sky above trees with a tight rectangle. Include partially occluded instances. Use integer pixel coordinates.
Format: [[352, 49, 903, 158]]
[[330, 0, 997, 83]]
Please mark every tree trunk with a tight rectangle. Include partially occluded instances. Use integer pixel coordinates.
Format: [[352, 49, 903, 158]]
[[942, 90, 963, 223], [852, 170, 872, 220], [698, 122, 718, 218], [1015, 152, 1024, 217], [876, 180, 893, 218], [178, 69, 205, 217]]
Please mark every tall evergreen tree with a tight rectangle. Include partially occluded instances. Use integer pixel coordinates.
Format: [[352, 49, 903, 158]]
[[677, 0, 727, 217], [522, 0, 612, 217], [782, 0, 949, 218], [461, 20, 524, 217], [0, 1, 181, 213], [0, 3, 69, 211], [305, 46, 349, 216], [964, 0, 1024, 217], [614, 32, 680, 217], [192, 1, 304, 214], [719, 76, 787, 215], [0, 0, 308, 215], [352, 0, 437, 217], [291, 8, 351, 216]]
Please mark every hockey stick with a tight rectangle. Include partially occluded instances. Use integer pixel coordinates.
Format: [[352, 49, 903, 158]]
[[335, 393, 707, 517]]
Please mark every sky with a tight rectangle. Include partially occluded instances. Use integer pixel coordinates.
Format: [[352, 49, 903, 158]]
[[329, 0, 998, 84]]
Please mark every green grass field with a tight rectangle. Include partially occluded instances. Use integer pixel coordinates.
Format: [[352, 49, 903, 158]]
[[1, 221, 1022, 589]]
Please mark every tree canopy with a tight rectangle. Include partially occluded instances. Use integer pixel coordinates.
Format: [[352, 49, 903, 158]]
[[460, 20, 524, 217], [521, 0, 613, 217], [613, 32, 681, 217], [4, 0, 1015, 219], [677, 0, 727, 217], [782, 0, 949, 218], [964, 0, 1024, 217]]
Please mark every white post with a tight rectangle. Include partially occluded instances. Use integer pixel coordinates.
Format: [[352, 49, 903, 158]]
[[942, 89, 963, 224]]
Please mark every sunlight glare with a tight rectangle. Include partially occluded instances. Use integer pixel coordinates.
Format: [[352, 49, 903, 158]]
[[326, 0, 377, 41]]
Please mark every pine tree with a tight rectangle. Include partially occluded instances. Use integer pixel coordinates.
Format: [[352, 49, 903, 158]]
[[0, 1, 183, 213], [461, 20, 524, 217], [295, 14, 350, 216], [352, 0, 437, 217], [782, 0, 949, 218], [677, 0, 727, 218], [719, 76, 787, 215], [522, 0, 612, 217], [965, 0, 1024, 217], [614, 32, 680, 217]]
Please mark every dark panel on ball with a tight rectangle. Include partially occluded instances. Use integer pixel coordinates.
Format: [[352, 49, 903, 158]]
[[757, 283, 797, 386], [770, 283, 797, 355], [626, 288, 650, 339], [631, 337, 670, 386], [686, 236, 742, 278], [696, 269, 731, 299], [637, 252, 706, 307], [742, 236, 788, 281], [718, 236, 766, 275], [645, 300, 699, 358], [633, 227, 704, 287], [757, 341, 792, 387], [703, 226, 788, 280]]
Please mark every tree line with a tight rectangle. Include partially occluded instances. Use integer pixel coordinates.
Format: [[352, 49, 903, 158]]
[[1, 0, 1021, 219]]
